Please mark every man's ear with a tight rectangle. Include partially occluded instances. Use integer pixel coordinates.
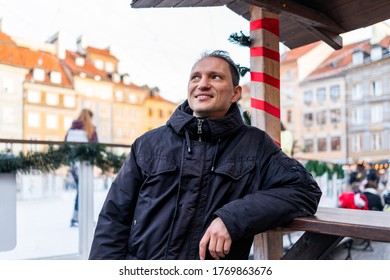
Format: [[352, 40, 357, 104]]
[[231, 85, 242, 103]]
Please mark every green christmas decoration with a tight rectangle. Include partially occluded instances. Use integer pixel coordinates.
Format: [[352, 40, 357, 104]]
[[0, 142, 127, 174], [228, 31, 251, 78], [228, 31, 251, 47], [305, 160, 345, 179], [236, 64, 250, 77]]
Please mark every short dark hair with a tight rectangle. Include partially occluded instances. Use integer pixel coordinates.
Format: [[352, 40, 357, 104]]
[[198, 50, 240, 86]]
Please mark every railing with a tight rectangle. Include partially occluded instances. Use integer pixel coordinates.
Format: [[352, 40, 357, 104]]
[[253, 207, 390, 259], [0, 139, 130, 260]]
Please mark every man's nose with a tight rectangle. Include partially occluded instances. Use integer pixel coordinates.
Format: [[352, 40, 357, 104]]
[[198, 77, 210, 90]]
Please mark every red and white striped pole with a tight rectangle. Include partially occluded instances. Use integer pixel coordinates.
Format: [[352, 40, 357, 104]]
[[249, 6, 281, 146], [250, 6, 283, 260]]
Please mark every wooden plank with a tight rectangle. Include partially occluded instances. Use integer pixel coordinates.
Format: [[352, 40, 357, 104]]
[[243, 0, 345, 33], [253, 232, 283, 260], [285, 207, 390, 242], [282, 232, 343, 260]]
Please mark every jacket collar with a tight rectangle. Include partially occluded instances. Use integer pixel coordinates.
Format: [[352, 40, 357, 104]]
[[167, 100, 245, 141]]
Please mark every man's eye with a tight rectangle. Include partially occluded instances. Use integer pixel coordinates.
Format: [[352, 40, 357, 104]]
[[191, 75, 200, 80], [212, 75, 222, 79]]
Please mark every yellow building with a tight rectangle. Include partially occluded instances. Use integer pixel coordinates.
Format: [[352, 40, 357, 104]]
[[0, 30, 178, 149]]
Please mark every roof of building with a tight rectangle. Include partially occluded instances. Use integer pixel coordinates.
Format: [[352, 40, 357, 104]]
[[0, 31, 72, 87], [281, 41, 321, 63], [305, 35, 390, 81]]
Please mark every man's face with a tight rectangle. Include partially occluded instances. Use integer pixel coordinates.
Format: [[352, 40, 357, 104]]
[[187, 57, 241, 119]]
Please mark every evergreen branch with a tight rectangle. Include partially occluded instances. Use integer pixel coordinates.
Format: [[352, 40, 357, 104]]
[[228, 31, 251, 47], [0, 143, 127, 174]]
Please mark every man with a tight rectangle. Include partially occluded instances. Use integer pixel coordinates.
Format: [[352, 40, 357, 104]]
[[89, 50, 322, 260]]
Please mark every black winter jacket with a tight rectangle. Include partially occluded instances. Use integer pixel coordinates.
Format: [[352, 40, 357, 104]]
[[89, 101, 322, 260]]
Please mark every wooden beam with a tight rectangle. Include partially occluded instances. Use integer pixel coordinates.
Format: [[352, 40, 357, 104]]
[[298, 22, 343, 50], [243, 0, 346, 34], [282, 232, 343, 260], [253, 231, 283, 260], [249, 6, 281, 142]]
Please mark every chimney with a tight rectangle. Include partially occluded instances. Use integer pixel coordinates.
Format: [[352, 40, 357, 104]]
[[46, 31, 66, 60], [77, 35, 87, 55]]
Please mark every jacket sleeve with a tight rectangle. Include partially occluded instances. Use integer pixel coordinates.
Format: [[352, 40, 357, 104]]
[[215, 148, 322, 242], [89, 142, 143, 259]]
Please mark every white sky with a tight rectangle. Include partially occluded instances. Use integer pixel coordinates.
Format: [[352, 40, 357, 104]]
[[0, 0, 378, 103]]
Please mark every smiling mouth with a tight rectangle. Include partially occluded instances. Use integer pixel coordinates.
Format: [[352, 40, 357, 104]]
[[195, 94, 214, 98]]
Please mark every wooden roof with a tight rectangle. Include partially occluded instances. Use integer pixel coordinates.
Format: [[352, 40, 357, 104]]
[[130, 0, 390, 50]]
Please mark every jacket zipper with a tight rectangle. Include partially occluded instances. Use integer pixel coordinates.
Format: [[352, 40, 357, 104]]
[[197, 119, 204, 142]]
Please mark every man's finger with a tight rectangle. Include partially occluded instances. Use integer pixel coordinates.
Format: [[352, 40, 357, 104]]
[[199, 232, 210, 260]]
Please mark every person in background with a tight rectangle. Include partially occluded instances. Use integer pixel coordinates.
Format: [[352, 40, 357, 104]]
[[365, 163, 380, 186], [383, 190, 390, 212], [363, 181, 384, 211], [65, 109, 98, 227], [338, 182, 368, 210], [89, 50, 321, 260]]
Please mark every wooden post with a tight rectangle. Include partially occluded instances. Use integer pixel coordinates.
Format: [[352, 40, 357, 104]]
[[250, 6, 283, 259], [249, 6, 281, 144]]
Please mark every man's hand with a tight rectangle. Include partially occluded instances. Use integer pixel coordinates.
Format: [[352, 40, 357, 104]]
[[199, 217, 232, 260]]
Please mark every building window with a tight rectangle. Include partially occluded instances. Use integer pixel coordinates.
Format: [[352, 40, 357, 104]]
[[64, 116, 73, 130], [331, 136, 341, 151], [352, 51, 364, 65], [33, 68, 45, 81], [371, 46, 382, 61], [371, 132, 382, 151], [115, 90, 123, 101], [330, 109, 341, 123], [46, 92, 59, 106], [50, 71, 62, 84], [148, 108, 153, 117], [46, 114, 58, 129], [330, 85, 340, 100], [317, 111, 326, 125], [159, 109, 163, 118], [317, 138, 327, 152], [130, 109, 137, 120], [64, 96, 76, 108], [351, 134, 363, 152], [94, 59, 104, 70], [27, 90, 41, 103], [105, 62, 115, 73], [351, 107, 364, 125], [304, 139, 314, 153], [116, 127, 123, 138], [303, 90, 313, 105], [371, 80, 383, 96], [304, 113, 313, 127], [27, 112, 40, 128], [371, 104, 383, 123], [352, 84, 363, 100], [75, 57, 85, 67], [285, 88, 294, 100], [129, 93, 137, 104], [316, 88, 326, 103]]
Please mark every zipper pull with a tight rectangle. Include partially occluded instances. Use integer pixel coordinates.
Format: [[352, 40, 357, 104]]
[[197, 119, 204, 142]]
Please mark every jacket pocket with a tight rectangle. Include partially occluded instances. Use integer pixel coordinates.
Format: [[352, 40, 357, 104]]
[[213, 158, 255, 180], [138, 155, 177, 176]]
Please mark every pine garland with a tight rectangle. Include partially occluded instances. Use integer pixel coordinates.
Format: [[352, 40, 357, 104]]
[[0, 143, 127, 174], [228, 31, 251, 78], [228, 31, 251, 47], [305, 160, 345, 179]]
